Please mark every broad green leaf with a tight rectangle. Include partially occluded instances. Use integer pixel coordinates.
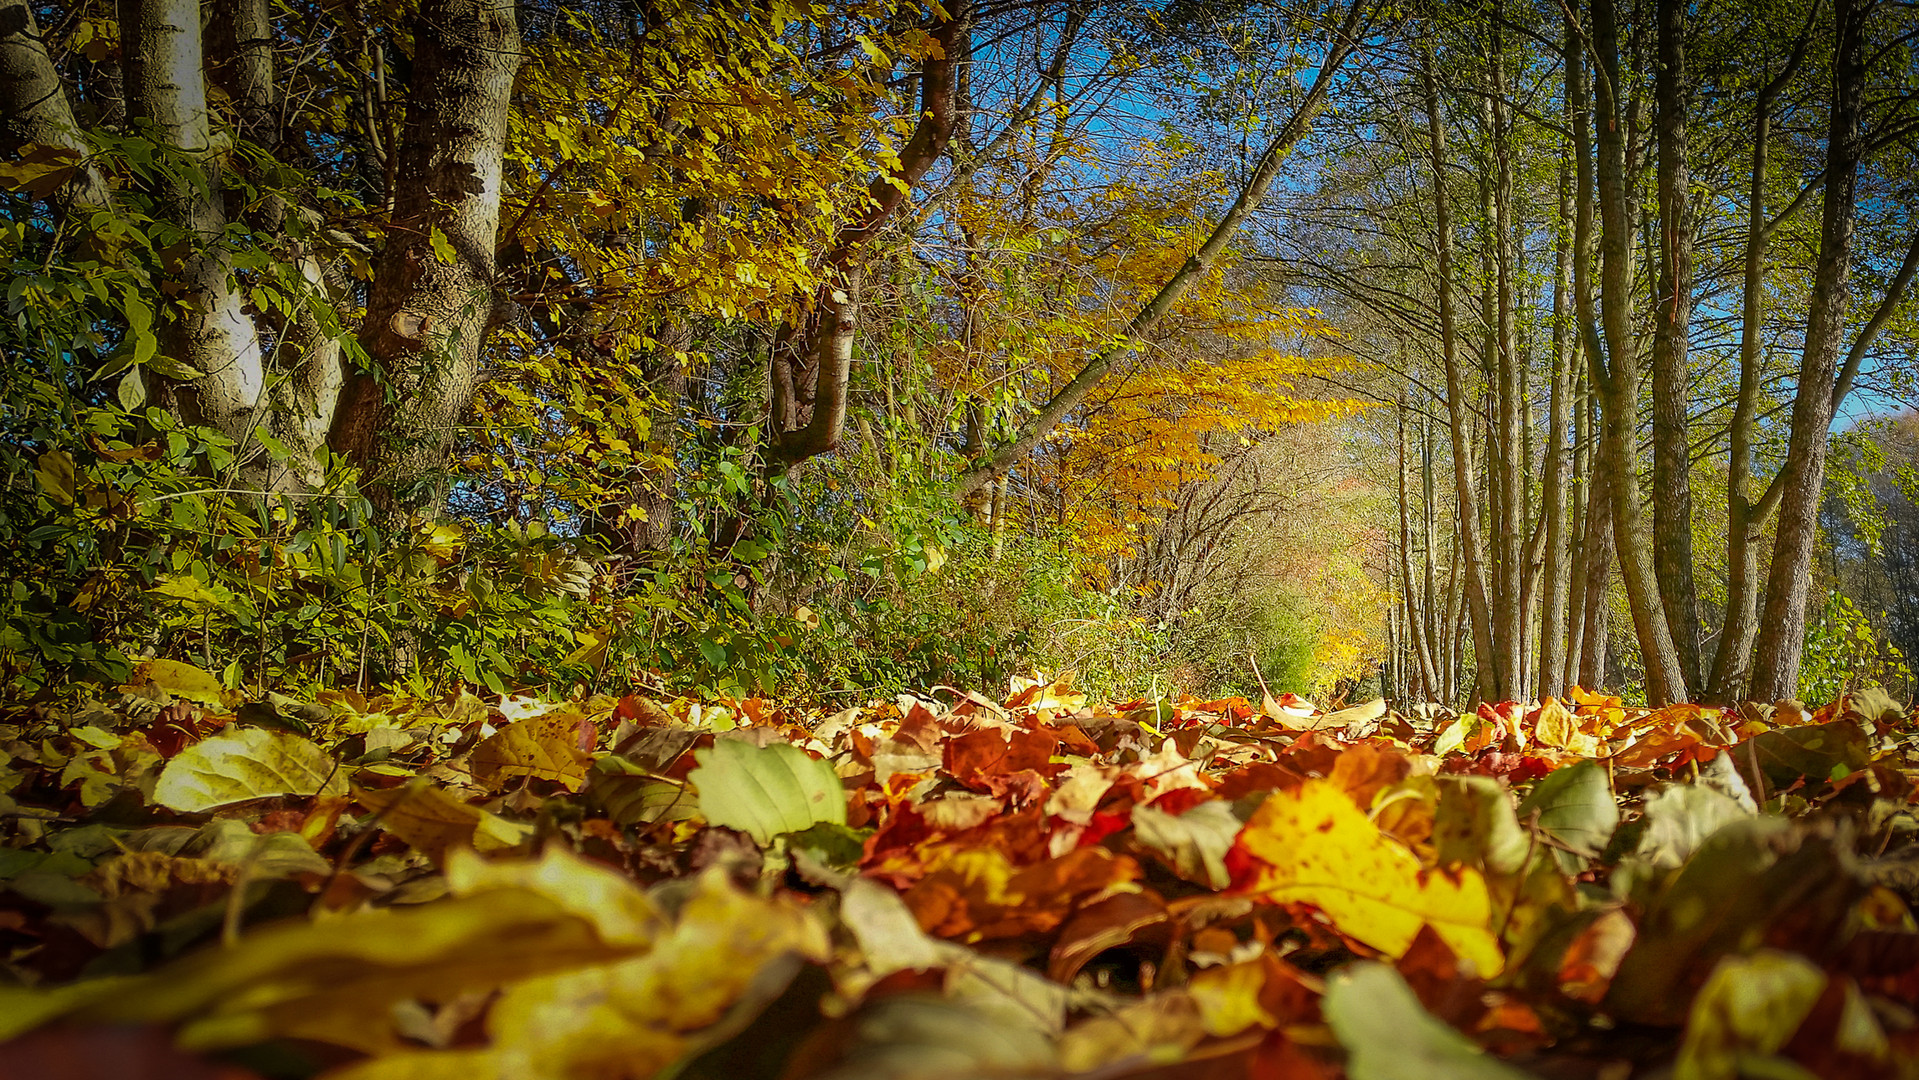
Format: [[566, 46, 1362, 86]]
[[1605, 818, 1862, 1025], [144, 353, 208, 381], [689, 738, 845, 845], [1433, 776, 1531, 876], [1517, 760, 1617, 870], [154, 727, 347, 812], [1325, 962, 1536, 1080]]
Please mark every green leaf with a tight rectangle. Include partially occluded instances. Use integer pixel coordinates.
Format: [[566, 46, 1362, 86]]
[[116, 367, 146, 410], [784, 821, 869, 868], [428, 226, 458, 266], [1604, 818, 1861, 1025], [1636, 784, 1752, 869], [1517, 760, 1617, 870], [688, 738, 845, 845], [153, 727, 348, 813], [1434, 776, 1531, 876], [1674, 951, 1828, 1080], [1325, 962, 1537, 1080], [35, 449, 76, 506], [1748, 720, 1871, 790], [145, 354, 208, 381]]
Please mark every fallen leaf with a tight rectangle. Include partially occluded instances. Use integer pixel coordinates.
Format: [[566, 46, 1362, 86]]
[[690, 739, 846, 845], [154, 728, 347, 813], [1230, 780, 1503, 976]]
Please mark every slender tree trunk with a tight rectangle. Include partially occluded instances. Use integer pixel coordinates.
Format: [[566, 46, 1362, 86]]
[[1752, 0, 1870, 700], [1421, 52, 1499, 706], [330, 0, 522, 511], [1589, 0, 1688, 703], [1539, 157, 1575, 699], [1399, 401, 1440, 697], [1566, 356, 1591, 683], [1649, 0, 1704, 693], [1488, 25, 1524, 701], [0, 0, 112, 205], [1421, 407, 1441, 689], [771, 4, 966, 469], [1707, 22, 1811, 701], [1579, 447, 1615, 690]]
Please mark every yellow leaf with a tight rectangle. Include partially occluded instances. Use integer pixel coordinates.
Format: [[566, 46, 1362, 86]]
[[154, 727, 347, 812], [35, 449, 77, 505], [469, 711, 593, 793], [11, 885, 654, 1054], [148, 574, 226, 608], [354, 782, 486, 863], [1533, 698, 1578, 749], [327, 869, 828, 1080], [1232, 780, 1503, 976], [122, 659, 229, 707], [445, 844, 663, 949]]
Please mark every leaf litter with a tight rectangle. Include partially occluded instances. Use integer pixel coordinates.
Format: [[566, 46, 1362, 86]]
[[0, 673, 1917, 1077]]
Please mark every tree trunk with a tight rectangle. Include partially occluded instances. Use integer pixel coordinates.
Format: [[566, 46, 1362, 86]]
[[0, 0, 113, 205], [1589, 0, 1688, 704], [1399, 400, 1440, 698], [1566, 352, 1591, 683], [1539, 156, 1575, 700], [1490, 24, 1524, 702], [770, 4, 966, 469], [1420, 52, 1499, 709], [122, 0, 268, 448], [329, 0, 521, 511], [1578, 449, 1614, 690], [1706, 19, 1813, 702], [1650, 0, 1703, 693], [1750, 0, 1868, 702]]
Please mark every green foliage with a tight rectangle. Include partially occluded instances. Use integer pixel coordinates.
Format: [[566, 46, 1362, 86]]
[[1796, 592, 1912, 706]]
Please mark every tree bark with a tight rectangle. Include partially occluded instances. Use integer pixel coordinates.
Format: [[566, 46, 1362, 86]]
[[769, 4, 966, 469], [122, 0, 268, 448], [1398, 400, 1440, 698], [1539, 156, 1575, 700], [1649, 0, 1702, 693], [0, 0, 112, 205], [1707, 18, 1814, 701], [1750, 0, 1868, 702], [1489, 23, 1523, 702], [330, 0, 522, 510], [1578, 424, 1614, 690], [1589, 0, 1688, 704], [1421, 50, 1498, 706]]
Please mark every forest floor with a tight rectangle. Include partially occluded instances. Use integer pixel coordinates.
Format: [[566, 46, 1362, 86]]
[[0, 671, 1916, 1078]]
